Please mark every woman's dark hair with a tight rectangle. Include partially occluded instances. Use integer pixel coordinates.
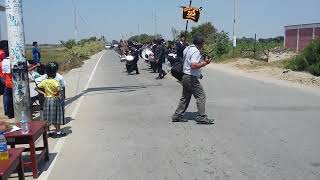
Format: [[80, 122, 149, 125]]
[[45, 62, 59, 78], [37, 64, 46, 75], [0, 40, 9, 57], [52, 62, 59, 70], [193, 36, 205, 46], [32, 41, 38, 46]]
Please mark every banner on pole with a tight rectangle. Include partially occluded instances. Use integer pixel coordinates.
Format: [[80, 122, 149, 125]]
[[182, 6, 202, 22]]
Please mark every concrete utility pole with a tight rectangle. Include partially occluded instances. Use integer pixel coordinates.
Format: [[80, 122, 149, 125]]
[[153, 10, 158, 39], [233, 0, 237, 48], [5, 0, 32, 121], [72, 0, 78, 41]]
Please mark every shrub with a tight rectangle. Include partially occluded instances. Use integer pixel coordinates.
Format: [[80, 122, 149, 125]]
[[287, 55, 308, 71], [287, 38, 320, 76], [307, 62, 320, 76], [203, 31, 231, 59], [60, 40, 76, 49]]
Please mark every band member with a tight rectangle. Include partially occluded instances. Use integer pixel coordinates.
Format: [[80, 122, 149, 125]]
[[130, 46, 140, 75], [151, 39, 158, 73], [175, 34, 188, 62], [155, 39, 167, 79]]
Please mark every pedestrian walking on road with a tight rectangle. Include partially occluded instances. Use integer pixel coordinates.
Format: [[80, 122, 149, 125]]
[[172, 36, 214, 124], [35, 62, 66, 137]]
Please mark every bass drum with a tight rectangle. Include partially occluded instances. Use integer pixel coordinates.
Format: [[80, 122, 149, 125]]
[[126, 55, 136, 73], [141, 48, 154, 62], [126, 55, 134, 61]]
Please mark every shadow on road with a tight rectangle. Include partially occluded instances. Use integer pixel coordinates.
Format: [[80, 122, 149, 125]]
[[9, 153, 58, 179], [65, 84, 162, 107], [184, 112, 199, 121]]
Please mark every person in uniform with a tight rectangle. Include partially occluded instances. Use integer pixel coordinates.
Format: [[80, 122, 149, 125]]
[[155, 39, 167, 79]]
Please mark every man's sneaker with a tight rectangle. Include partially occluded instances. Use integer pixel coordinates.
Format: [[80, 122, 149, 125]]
[[196, 115, 215, 124], [172, 116, 188, 122]]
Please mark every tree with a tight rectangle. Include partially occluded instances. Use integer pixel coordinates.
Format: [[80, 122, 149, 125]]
[[128, 34, 162, 44], [190, 22, 217, 40], [60, 39, 76, 49], [203, 31, 231, 58], [188, 22, 231, 58]]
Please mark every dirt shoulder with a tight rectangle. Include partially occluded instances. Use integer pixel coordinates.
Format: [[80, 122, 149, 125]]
[[209, 58, 320, 94]]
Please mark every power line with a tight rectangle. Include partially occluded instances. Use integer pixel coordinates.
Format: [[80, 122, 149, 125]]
[[72, 0, 100, 38]]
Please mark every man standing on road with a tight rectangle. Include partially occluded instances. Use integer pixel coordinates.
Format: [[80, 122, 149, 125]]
[[172, 36, 214, 124]]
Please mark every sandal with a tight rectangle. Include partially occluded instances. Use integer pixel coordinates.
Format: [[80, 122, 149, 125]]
[[55, 131, 67, 137]]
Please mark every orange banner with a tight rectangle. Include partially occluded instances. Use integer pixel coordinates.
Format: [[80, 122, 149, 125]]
[[182, 7, 201, 22]]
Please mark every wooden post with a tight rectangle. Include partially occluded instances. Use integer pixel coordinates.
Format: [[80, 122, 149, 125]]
[[254, 33, 257, 59], [185, 0, 192, 33]]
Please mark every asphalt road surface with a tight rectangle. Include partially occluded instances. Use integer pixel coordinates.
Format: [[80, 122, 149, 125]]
[[46, 50, 320, 180]]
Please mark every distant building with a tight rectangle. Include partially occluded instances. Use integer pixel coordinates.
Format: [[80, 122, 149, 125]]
[[285, 23, 320, 52]]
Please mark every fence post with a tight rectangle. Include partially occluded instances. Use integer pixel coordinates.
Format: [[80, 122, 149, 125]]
[[254, 33, 257, 59]]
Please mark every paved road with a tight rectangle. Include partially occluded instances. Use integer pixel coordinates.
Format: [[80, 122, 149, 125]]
[[47, 50, 320, 180]]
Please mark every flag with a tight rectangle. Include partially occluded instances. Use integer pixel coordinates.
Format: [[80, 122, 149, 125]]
[[182, 6, 201, 22]]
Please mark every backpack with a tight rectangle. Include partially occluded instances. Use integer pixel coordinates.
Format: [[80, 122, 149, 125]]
[[170, 46, 195, 81], [171, 60, 184, 81]]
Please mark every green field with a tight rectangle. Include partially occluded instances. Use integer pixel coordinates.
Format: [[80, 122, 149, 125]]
[[25, 40, 104, 72], [26, 47, 66, 64]]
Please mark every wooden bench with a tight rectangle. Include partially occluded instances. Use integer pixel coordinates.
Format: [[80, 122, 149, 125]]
[[5, 121, 49, 179], [0, 148, 25, 180]]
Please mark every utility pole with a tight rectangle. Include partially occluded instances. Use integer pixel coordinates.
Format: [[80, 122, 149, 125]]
[[185, 0, 192, 33], [153, 10, 158, 39], [72, 0, 78, 41], [137, 24, 140, 43], [233, 0, 237, 49], [5, 0, 32, 122]]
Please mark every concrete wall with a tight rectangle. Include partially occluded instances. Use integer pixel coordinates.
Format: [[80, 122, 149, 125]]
[[315, 28, 320, 38], [285, 29, 298, 51], [285, 24, 320, 52], [298, 28, 313, 52]]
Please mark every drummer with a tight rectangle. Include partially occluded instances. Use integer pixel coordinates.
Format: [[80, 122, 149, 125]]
[[128, 45, 140, 75]]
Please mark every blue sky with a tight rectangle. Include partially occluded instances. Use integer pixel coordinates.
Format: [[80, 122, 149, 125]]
[[0, 0, 319, 44]]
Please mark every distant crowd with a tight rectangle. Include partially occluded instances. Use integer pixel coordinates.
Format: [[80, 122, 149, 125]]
[[117, 34, 188, 80]]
